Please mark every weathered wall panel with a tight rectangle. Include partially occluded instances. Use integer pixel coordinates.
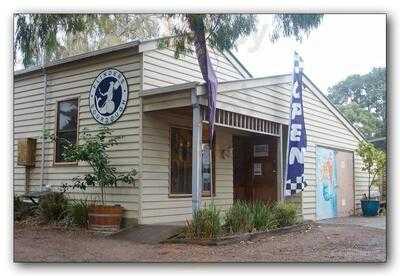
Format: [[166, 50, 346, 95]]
[[140, 110, 233, 224], [13, 51, 142, 221], [210, 80, 369, 220], [142, 47, 248, 91]]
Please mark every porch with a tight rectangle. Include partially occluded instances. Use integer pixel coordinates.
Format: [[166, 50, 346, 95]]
[[140, 80, 290, 224]]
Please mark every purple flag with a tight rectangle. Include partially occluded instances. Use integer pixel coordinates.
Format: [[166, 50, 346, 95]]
[[192, 27, 217, 146]]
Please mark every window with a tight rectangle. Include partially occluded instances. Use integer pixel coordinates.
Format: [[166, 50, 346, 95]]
[[55, 98, 79, 163], [170, 127, 215, 196]]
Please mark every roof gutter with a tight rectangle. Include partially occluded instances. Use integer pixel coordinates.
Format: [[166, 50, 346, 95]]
[[14, 40, 141, 77]]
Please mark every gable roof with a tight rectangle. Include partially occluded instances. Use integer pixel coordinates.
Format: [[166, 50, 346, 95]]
[[13, 37, 251, 78], [13, 37, 363, 142], [301, 73, 366, 142], [196, 73, 366, 142], [141, 71, 366, 142]]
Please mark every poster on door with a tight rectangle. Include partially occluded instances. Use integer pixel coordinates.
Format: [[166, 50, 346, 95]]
[[316, 147, 337, 220], [254, 163, 262, 176], [253, 144, 268, 157]]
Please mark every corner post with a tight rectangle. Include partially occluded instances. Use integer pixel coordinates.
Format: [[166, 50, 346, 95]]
[[279, 123, 284, 201], [191, 89, 202, 212], [40, 69, 48, 191]]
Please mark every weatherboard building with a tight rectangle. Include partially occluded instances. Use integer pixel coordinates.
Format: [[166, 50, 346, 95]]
[[13, 38, 370, 225]]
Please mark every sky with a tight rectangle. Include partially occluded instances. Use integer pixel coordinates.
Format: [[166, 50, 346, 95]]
[[232, 14, 386, 93]]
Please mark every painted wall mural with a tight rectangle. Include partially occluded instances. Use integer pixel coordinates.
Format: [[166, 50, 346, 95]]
[[316, 147, 338, 220]]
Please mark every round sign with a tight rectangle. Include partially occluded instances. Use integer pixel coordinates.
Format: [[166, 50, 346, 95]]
[[89, 68, 129, 125]]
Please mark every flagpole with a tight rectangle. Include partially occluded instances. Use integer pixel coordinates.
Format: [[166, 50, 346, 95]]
[[283, 51, 298, 200]]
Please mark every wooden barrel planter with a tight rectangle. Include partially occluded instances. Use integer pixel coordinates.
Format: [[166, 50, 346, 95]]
[[88, 205, 124, 233]]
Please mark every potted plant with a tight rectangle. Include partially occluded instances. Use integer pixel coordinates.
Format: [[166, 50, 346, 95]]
[[46, 127, 136, 232], [356, 141, 386, 216]]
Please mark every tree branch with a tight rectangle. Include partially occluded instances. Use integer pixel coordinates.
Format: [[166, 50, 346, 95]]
[[205, 15, 222, 42]]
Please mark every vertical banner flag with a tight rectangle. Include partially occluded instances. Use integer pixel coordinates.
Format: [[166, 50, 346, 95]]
[[285, 52, 308, 196], [192, 23, 218, 146]]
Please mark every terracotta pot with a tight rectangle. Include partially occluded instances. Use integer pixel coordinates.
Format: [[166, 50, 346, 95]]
[[88, 204, 124, 233]]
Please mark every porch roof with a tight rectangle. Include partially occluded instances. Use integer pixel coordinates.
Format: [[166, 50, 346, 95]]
[[140, 74, 293, 114], [140, 74, 292, 98], [141, 73, 366, 142]]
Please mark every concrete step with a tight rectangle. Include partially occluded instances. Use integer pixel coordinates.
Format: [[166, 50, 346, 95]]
[[111, 223, 185, 244]]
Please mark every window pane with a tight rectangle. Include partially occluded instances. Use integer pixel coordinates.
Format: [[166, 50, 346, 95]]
[[170, 128, 192, 194], [55, 98, 78, 163], [55, 131, 77, 162], [58, 99, 78, 131]]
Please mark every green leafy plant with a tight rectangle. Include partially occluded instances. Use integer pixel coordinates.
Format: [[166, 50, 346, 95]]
[[251, 201, 278, 231], [272, 202, 298, 228], [224, 200, 254, 234], [38, 192, 68, 223], [183, 201, 300, 240], [15, 14, 323, 69], [184, 204, 222, 240], [160, 14, 323, 59], [45, 127, 137, 206], [328, 67, 386, 138], [14, 196, 37, 221], [356, 141, 386, 199], [66, 200, 89, 227]]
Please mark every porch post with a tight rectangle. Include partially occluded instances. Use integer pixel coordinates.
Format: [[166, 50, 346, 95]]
[[191, 89, 202, 212], [279, 124, 285, 202]]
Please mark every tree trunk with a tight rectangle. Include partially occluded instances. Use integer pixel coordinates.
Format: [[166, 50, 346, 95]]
[[368, 172, 371, 199]]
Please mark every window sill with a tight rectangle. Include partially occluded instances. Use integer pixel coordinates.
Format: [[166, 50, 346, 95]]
[[53, 161, 78, 167], [168, 193, 216, 198]]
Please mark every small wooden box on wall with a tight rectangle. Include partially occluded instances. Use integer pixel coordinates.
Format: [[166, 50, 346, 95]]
[[17, 138, 37, 167]]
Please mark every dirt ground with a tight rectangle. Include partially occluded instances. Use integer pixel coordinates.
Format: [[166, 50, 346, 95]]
[[13, 222, 386, 263]]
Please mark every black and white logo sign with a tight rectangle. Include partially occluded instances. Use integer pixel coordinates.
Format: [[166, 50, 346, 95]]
[[89, 68, 129, 125]]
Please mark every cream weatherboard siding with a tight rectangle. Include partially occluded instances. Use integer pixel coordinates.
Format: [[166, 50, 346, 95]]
[[140, 110, 233, 224], [142, 47, 248, 91], [139, 46, 250, 224], [14, 40, 371, 225], [14, 49, 142, 222], [211, 78, 369, 220], [275, 82, 369, 219]]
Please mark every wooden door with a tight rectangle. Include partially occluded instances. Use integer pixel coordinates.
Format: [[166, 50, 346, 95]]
[[336, 151, 354, 217], [251, 137, 277, 203], [233, 135, 277, 203]]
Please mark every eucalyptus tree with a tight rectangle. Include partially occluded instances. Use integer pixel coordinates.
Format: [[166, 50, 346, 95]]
[[161, 14, 323, 58], [14, 13, 323, 69], [328, 67, 386, 138], [14, 14, 159, 67]]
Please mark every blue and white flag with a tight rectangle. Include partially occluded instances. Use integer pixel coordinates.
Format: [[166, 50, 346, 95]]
[[285, 52, 307, 196]]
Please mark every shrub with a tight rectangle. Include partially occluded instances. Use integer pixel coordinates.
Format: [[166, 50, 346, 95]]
[[38, 192, 68, 223], [66, 200, 89, 227], [184, 204, 222, 239], [272, 202, 298, 228], [251, 201, 278, 231], [45, 127, 136, 206], [356, 141, 386, 199], [224, 200, 253, 233], [14, 196, 37, 221]]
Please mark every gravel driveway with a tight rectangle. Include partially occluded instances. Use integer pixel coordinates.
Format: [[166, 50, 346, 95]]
[[13, 222, 386, 263], [318, 216, 386, 230]]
